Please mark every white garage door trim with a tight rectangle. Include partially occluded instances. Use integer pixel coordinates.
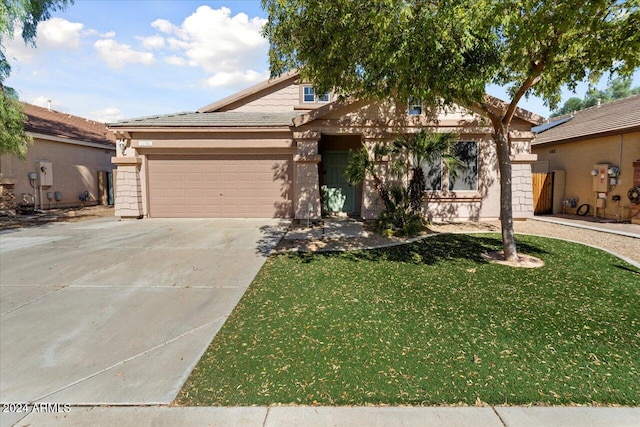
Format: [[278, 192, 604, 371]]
[[147, 155, 293, 218]]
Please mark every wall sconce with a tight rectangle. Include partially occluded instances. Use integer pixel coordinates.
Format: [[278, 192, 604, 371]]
[[590, 169, 598, 176], [118, 139, 127, 156]]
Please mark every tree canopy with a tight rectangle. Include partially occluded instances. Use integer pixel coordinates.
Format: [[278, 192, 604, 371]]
[[1, 0, 73, 157], [262, 0, 640, 261], [551, 76, 640, 117]]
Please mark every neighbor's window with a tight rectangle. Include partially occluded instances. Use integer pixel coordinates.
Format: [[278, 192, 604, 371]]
[[449, 141, 478, 191], [422, 153, 442, 191], [408, 97, 422, 115], [303, 85, 330, 103]]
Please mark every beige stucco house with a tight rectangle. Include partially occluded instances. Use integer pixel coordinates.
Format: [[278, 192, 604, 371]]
[[532, 94, 640, 224], [0, 103, 116, 212], [110, 71, 541, 221]]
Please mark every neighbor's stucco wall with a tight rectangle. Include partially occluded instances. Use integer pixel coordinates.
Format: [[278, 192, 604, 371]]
[[0, 137, 115, 209], [532, 130, 640, 222]]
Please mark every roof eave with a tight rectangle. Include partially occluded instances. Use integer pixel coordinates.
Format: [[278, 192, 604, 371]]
[[107, 125, 293, 133], [532, 124, 640, 146], [484, 95, 545, 125]]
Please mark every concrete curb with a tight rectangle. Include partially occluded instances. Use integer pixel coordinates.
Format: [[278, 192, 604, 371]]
[[6, 405, 640, 427]]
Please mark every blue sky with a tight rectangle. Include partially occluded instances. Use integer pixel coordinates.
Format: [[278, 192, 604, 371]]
[[5, 0, 639, 123]]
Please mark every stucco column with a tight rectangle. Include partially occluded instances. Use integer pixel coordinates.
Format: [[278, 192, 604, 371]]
[[361, 137, 390, 220], [293, 131, 321, 220], [112, 156, 143, 219]]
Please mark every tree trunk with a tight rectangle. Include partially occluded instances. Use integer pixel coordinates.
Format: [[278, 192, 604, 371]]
[[492, 127, 519, 262]]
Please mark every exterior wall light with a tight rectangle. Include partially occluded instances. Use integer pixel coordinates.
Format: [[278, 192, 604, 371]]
[[118, 139, 127, 156]]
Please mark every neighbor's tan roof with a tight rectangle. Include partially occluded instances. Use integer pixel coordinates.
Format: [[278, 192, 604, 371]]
[[533, 94, 640, 145], [24, 103, 116, 147]]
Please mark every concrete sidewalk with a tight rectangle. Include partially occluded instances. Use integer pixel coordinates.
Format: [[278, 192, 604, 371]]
[[4, 405, 640, 427], [532, 214, 640, 238]]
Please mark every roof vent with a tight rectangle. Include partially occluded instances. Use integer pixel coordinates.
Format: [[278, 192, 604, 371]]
[[47, 99, 52, 111], [596, 98, 601, 107]]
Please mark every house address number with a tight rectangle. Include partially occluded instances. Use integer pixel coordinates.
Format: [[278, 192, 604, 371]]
[[138, 140, 153, 147]]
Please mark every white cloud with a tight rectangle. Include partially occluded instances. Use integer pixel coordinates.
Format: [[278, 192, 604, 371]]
[[37, 17, 84, 49], [151, 6, 268, 87], [164, 55, 186, 66], [137, 35, 165, 49], [204, 70, 269, 88], [94, 39, 155, 70], [151, 19, 177, 34], [3, 31, 38, 63], [87, 107, 125, 123], [4, 18, 90, 64]]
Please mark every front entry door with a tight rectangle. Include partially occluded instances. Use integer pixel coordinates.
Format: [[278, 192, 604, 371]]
[[323, 151, 355, 213]]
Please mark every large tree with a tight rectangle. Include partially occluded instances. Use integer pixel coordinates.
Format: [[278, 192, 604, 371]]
[[262, 0, 640, 261], [1, 0, 73, 157]]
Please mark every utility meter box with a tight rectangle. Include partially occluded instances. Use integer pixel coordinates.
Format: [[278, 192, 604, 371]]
[[592, 163, 610, 193], [36, 160, 53, 186]]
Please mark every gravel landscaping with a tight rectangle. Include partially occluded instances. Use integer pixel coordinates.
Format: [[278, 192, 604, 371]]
[[280, 218, 639, 265]]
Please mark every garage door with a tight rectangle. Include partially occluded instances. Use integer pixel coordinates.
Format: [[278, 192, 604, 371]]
[[147, 155, 292, 218]]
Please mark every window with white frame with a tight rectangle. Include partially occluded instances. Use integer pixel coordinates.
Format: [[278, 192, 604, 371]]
[[302, 85, 330, 103], [448, 141, 478, 191], [408, 97, 422, 115], [303, 86, 316, 103]]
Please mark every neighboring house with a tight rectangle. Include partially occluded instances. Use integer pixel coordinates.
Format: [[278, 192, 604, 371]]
[[109, 71, 541, 221], [0, 103, 116, 212], [532, 94, 640, 224]]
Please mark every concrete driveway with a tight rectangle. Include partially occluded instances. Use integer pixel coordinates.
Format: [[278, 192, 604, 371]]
[[0, 218, 287, 405]]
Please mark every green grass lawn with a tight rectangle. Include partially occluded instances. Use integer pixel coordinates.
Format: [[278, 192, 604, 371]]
[[177, 234, 640, 406]]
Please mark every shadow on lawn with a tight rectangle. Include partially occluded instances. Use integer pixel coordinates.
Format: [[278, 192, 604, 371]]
[[292, 234, 549, 266], [613, 264, 640, 275]]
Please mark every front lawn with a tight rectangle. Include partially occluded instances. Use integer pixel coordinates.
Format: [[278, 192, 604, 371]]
[[177, 234, 640, 406]]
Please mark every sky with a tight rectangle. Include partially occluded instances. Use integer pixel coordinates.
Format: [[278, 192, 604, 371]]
[[4, 0, 640, 123]]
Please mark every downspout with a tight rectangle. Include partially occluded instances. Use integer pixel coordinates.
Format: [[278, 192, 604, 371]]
[[619, 134, 623, 179]]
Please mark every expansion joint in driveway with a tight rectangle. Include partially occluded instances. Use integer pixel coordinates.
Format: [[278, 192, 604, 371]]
[[0, 245, 159, 317], [32, 316, 227, 403]]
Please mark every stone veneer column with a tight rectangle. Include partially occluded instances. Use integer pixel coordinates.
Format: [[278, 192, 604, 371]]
[[361, 138, 390, 220], [0, 182, 16, 213], [112, 156, 143, 219], [293, 131, 322, 220], [511, 153, 537, 219]]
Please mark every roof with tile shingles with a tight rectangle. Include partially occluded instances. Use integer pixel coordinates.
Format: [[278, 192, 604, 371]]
[[109, 111, 302, 128], [532, 94, 640, 145], [24, 103, 116, 147]]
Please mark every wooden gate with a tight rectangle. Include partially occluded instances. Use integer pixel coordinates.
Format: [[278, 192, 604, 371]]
[[532, 172, 554, 215]]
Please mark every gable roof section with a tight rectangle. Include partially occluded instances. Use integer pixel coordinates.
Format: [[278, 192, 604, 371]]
[[24, 103, 115, 147], [293, 95, 544, 128], [533, 94, 640, 145], [198, 71, 299, 113], [110, 111, 302, 129]]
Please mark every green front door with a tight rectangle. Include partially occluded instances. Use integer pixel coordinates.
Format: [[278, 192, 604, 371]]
[[323, 151, 355, 213]]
